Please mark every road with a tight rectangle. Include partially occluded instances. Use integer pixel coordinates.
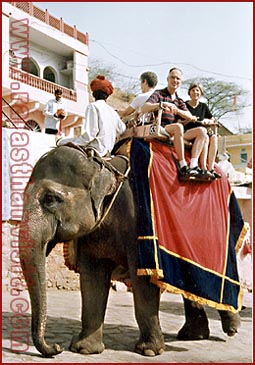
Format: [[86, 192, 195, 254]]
[[2, 288, 252, 363]]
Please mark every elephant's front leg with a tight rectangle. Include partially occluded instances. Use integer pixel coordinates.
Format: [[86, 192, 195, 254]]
[[70, 258, 113, 355], [132, 276, 165, 356]]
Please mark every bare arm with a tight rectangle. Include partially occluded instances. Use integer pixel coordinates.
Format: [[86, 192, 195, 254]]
[[141, 102, 160, 113], [118, 105, 135, 118], [201, 117, 218, 126], [176, 108, 196, 121], [141, 101, 198, 124]]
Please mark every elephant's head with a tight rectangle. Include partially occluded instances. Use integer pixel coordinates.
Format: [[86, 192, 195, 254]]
[[19, 146, 122, 356]]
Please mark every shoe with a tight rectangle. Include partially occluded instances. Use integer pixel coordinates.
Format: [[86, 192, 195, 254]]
[[200, 169, 215, 180], [188, 166, 200, 178], [180, 165, 189, 175], [210, 170, 222, 179], [178, 165, 191, 181]]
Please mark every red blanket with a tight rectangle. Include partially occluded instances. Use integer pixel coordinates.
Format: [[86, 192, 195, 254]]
[[150, 140, 229, 273], [130, 138, 246, 312]]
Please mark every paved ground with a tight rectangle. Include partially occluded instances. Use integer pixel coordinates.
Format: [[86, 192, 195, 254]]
[[2, 288, 253, 363]]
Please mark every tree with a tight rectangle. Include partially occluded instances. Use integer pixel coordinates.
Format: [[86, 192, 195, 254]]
[[88, 58, 137, 94], [182, 77, 251, 120], [88, 58, 116, 84], [88, 58, 136, 105]]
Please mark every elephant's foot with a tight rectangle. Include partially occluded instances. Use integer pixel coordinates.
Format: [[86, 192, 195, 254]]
[[177, 306, 210, 341], [178, 298, 209, 340], [218, 310, 241, 337], [135, 336, 165, 357], [70, 333, 105, 355], [177, 320, 210, 341]]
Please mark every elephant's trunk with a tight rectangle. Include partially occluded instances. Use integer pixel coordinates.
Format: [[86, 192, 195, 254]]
[[19, 218, 63, 357]]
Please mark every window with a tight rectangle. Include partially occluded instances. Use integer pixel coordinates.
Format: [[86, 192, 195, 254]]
[[9, 49, 18, 66], [240, 148, 248, 164], [43, 66, 56, 83], [24, 119, 41, 132], [74, 126, 82, 137], [21, 57, 39, 76]]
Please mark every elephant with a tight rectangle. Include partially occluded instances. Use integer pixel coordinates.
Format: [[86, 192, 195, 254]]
[[19, 144, 240, 358]]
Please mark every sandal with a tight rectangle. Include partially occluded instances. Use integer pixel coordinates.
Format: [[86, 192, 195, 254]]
[[210, 170, 222, 179], [200, 170, 215, 180]]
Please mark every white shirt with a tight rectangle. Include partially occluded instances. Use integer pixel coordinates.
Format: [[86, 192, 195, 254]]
[[130, 90, 155, 112], [43, 98, 66, 130], [59, 100, 126, 157]]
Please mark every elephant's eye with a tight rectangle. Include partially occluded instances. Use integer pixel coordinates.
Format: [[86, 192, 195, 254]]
[[42, 192, 63, 207], [45, 193, 55, 205]]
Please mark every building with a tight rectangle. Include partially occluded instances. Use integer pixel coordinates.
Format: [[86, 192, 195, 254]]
[[224, 133, 252, 172], [218, 133, 252, 171], [2, 2, 89, 136]]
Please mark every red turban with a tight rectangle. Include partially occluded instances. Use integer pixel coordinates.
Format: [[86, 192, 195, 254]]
[[90, 75, 114, 96]]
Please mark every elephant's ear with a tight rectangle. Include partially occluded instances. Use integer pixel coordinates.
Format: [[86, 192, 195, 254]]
[[90, 167, 119, 221]]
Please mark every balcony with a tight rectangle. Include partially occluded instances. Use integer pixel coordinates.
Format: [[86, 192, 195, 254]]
[[9, 67, 77, 101], [9, 2, 89, 45]]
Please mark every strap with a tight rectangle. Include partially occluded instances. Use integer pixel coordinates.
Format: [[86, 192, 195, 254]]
[[87, 156, 130, 234]]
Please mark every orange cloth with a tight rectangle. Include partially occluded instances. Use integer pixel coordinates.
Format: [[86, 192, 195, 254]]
[[90, 75, 114, 96]]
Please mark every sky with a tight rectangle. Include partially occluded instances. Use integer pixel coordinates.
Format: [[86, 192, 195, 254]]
[[34, 1, 253, 132]]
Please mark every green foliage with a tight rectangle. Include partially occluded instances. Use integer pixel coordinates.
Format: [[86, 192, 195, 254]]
[[182, 77, 251, 120]]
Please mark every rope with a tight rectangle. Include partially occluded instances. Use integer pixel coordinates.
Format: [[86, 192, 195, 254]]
[[88, 155, 130, 234]]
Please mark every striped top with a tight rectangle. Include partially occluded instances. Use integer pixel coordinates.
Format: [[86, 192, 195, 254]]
[[147, 87, 188, 127]]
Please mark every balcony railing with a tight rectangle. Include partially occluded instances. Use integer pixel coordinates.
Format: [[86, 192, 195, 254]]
[[9, 2, 89, 45], [9, 67, 77, 101]]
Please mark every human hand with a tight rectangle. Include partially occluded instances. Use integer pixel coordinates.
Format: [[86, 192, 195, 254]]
[[190, 115, 198, 122], [126, 119, 137, 128], [161, 102, 178, 114], [202, 118, 218, 126], [56, 109, 66, 119]]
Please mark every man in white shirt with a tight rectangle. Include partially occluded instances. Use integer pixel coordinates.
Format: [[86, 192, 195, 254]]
[[44, 89, 66, 134], [58, 75, 126, 157], [118, 71, 158, 119]]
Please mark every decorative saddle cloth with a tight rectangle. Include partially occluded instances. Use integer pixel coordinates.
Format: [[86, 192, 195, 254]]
[[129, 138, 247, 313], [63, 138, 247, 313]]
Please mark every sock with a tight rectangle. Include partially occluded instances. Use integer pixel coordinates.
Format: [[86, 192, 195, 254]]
[[179, 160, 187, 168], [190, 157, 198, 169]]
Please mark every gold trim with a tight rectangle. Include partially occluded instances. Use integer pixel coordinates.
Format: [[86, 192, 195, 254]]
[[220, 190, 232, 302], [137, 268, 164, 279], [138, 235, 159, 240], [148, 142, 161, 272], [126, 138, 133, 161], [158, 245, 240, 285], [151, 278, 243, 313], [236, 222, 250, 253]]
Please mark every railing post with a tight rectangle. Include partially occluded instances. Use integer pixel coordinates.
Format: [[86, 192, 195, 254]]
[[73, 25, 77, 39], [45, 9, 49, 24], [60, 17, 64, 32], [28, 2, 33, 16]]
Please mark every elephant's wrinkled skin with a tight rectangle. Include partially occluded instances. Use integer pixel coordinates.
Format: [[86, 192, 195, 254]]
[[19, 145, 240, 358]]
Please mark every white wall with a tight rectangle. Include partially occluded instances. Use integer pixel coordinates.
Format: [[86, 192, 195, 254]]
[[2, 2, 89, 131], [2, 12, 10, 90], [2, 128, 56, 221]]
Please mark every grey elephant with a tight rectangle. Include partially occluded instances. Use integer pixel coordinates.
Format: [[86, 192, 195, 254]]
[[19, 144, 240, 358]]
